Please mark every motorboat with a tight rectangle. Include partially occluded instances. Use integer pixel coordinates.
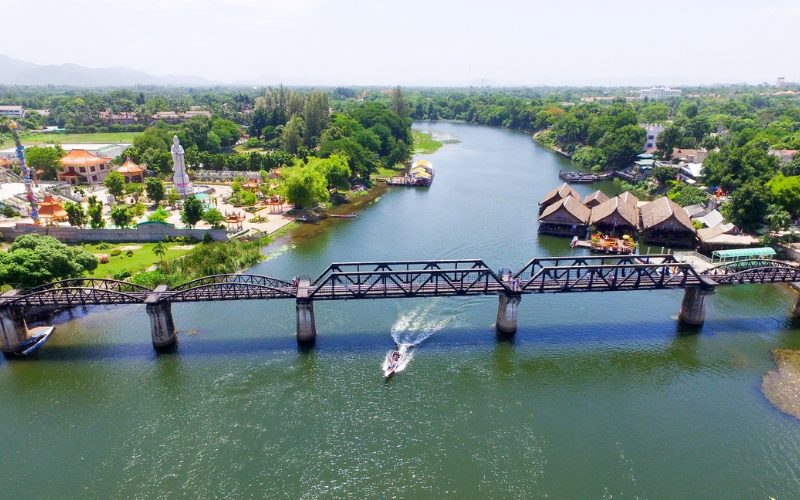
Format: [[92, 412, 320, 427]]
[[382, 343, 414, 378], [12, 326, 54, 356]]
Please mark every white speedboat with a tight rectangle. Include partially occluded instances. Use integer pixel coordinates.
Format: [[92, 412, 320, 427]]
[[382, 343, 414, 378]]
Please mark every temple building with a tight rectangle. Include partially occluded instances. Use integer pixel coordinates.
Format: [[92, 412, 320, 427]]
[[37, 195, 67, 224], [57, 149, 112, 185], [116, 158, 146, 183]]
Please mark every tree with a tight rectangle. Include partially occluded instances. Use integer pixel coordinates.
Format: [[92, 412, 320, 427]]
[[597, 124, 646, 169], [652, 165, 678, 184], [767, 174, 800, 216], [63, 201, 87, 228], [148, 206, 170, 222], [765, 204, 792, 232], [87, 197, 105, 229], [24, 146, 64, 180], [145, 177, 165, 206], [152, 241, 166, 263], [125, 182, 143, 202], [103, 171, 126, 199], [167, 188, 181, 208], [303, 91, 330, 147], [181, 195, 204, 228], [0, 234, 98, 288], [722, 181, 770, 232], [308, 154, 351, 191], [390, 86, 410, 119], [110, 205, 133, 228], [656, 126, 682, 161], [281, 115, 304, 154], [202, 207, 224, 228], [667, 182, 709, 206], [282, 166, 329, 209]]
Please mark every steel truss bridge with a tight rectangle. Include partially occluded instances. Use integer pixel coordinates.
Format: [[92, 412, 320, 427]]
[[1, 255, 798, 307], [1, 255, 799, 352]]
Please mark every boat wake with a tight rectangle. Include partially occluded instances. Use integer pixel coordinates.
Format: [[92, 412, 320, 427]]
[[390, 301, 456, 346], [382, 302, 459, 377]]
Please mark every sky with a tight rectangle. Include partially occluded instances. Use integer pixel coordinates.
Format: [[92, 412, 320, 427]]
[[5, 0, 800, 86]]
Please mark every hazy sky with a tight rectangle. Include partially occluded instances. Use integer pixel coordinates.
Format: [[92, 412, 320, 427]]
[[5, 0, 800, 86]]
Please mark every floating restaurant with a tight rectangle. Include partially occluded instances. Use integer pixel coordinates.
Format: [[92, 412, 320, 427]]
[[538, 182, 580, 215], [538, 195, 591, 236], [589, 194, 639, 236]]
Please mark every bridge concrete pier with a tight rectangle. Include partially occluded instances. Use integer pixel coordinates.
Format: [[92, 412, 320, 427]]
[[145, 286, 176, 349], [678, 287, 714, 326], [296, 279, 316, 344], [146, 302, 176, 349], [0, 306, 28, 354], [496, 292, 522, 335]]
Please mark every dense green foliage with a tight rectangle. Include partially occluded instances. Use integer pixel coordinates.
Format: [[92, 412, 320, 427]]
[[131, 237, 271, 288], [0, 234, 98, 288], [667, 182, 709, 206], [24, 145, 64, 180]]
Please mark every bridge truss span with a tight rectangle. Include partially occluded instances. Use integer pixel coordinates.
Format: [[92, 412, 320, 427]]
[[165, 274, 297, 302], [520, 262, 710, 294], [310, 259, 507, 300]]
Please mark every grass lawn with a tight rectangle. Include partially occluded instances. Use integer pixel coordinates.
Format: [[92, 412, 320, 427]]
[[82, 242, 194, 279], [412, 130, 443, 154], [373, 165, 405, 178], [234, 144, 263, 154], [1, 131, 140, 149]]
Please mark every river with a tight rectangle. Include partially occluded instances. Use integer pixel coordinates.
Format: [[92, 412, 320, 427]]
[[2, 122, 800, 498]]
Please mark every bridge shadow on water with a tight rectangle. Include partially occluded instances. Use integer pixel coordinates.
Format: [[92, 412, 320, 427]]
[[7, 315, 798, 367]]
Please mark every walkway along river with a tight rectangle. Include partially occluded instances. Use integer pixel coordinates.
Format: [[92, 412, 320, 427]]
[[1, 122, 799, 497]]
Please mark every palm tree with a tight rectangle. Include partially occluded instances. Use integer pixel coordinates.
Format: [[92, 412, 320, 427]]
[[766, 205, 792, 233], [153, 241, 166, 263]]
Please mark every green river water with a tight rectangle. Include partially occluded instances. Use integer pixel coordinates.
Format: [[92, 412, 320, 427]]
[[2, 122, 800, 498]]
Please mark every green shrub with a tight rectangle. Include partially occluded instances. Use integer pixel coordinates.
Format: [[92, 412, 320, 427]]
[[97, 242, 111, 250], [126, 249, 134, 257], [110, 249, 121, 256]]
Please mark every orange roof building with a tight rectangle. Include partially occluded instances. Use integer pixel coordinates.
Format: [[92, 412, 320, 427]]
[[0, 157, 11, 168], [116, 158, 146, 183], [58, 149, 111, 185], [37, 195, 68, 223]]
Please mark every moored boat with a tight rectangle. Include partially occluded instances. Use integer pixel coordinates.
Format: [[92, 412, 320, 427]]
[[12, 326, 55, 356]]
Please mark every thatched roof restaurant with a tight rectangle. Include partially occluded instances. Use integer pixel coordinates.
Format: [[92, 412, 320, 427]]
[[590, 195, 639, 235], [538, 195, 591, 236], [583, 190, 609, 208], [640, 196, 696, 246], [539, 183, 580, 214]]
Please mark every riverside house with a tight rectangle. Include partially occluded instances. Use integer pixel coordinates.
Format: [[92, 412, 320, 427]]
[[639, 196, 696, 246], [582, 190, 609, 209], [539, 182, 580, 215], [589, 194, 639, 236], [538, 195, 591, 236]]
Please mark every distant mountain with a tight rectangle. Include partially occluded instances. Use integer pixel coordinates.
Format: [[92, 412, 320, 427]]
[[0, 55, 218, 87]]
